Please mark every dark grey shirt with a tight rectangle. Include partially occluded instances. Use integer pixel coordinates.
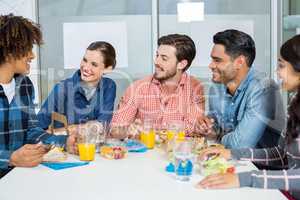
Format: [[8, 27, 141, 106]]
[[232, 126, 300, 199]]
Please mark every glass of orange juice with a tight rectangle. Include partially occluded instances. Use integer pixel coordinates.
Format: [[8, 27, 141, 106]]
[[168, 121, 185, 141], [78, 143, 96, 161], [77, 124, 98, 161], [140, 119, 155, 149]]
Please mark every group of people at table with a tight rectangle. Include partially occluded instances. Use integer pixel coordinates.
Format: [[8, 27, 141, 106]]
[[1, 13, 300, 199]]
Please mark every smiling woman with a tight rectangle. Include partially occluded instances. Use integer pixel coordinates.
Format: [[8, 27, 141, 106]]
[[80, 42, 116, 87], [37, 41, 117, 134]]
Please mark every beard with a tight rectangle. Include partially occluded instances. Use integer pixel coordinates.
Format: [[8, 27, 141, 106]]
[[154, 67, 177, 81], [211, 63, 237, 84]]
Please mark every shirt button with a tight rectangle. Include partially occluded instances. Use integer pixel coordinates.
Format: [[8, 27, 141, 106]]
[[230, 119, 234, 122], [231, 103, 234, 106]]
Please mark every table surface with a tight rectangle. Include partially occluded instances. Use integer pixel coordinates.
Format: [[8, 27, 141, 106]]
[[0, 149, 286, 200]]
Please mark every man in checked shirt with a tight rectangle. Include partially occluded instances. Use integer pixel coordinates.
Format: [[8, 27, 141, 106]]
[[110, 34, 205, 138], [197, 34, 300, 199]]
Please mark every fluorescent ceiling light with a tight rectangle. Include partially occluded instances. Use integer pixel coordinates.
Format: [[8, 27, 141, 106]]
[[177, 2, 204, 23]]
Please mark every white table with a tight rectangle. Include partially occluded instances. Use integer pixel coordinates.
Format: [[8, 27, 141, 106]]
[[0, 149, 286, 200]]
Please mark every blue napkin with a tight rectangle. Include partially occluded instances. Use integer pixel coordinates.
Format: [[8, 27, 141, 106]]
[[42, 162, 89, 170], [125, 140, 147, 153]]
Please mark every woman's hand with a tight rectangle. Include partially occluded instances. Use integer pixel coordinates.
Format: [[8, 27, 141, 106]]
[[196, 173, 240, 189], [66, 133, 78, 155]]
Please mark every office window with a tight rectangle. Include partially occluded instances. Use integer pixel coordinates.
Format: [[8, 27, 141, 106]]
[[159, 0, 272, 80], [38, 0, 153, 104], [38, 0, 278, 108]]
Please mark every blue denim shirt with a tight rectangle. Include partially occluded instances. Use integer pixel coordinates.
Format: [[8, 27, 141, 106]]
[[37, 70, 116, 129], [208, 69, 285, 149]]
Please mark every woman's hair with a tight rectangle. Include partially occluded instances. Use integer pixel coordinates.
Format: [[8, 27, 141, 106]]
[[280, 35, 300, 143], [0, 14, 42, 65], [87, 41, 116, 69]]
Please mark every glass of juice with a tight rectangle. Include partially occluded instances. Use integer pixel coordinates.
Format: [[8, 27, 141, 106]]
[[77, 124, 98, 161], [140, 119, 155, 149]]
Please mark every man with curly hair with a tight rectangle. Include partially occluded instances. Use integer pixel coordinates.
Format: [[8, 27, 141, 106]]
[[0, 14, 76, 178]]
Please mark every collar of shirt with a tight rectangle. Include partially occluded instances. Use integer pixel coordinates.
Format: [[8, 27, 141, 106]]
[[0, 75, 24, 98], [72, 70, 103, 97], [0, 78, 15, 104], [225, 68, 255, 101]]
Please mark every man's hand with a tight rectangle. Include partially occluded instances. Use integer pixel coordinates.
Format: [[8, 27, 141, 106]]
[[9, 144, 48, 167], [110, 126, 129, 140], [127, 119, 143, 139], [196, 173, 240, 189], [110, 119, 143, 140], [195, 116, 216, 137], [199, 146, 231, 161]]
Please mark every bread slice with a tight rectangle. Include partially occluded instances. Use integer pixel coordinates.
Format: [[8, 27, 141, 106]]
[[43, 147, 67, 162]]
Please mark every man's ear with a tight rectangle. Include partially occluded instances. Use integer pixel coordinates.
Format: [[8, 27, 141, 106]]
[[177, 59, 188, 71], [103, 66, 113, 74], [234, 56, 246, 69]]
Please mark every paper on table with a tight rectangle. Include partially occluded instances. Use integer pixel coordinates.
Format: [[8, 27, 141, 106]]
[[125, 140, 147, 153], [42, 155, 89, 170], [42, 162, 89, 170]]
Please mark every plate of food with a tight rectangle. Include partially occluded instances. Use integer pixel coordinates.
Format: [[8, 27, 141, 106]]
[[100, 146, 127, 159], [200, 155, 235, 176]]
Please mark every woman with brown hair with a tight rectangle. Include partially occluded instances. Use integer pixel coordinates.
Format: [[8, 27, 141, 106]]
[[37, 41, 117, 133]]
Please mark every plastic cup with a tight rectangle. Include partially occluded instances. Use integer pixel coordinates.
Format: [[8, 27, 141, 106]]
[[85, 121, 109, 153], [173, 139, 193, 181], [140, 119, 155, 149], [78, 143, 96, 161], [140, 129, 155, 149], [77, 123, 97, 161]]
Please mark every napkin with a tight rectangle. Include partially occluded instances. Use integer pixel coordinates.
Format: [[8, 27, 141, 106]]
[[42, 162, 89, 170], [125, 140, 147, 153]]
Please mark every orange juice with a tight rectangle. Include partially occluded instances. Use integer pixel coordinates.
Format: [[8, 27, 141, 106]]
[[166, 130, 185, 141], [78, 143, 96, 161], [140, 130, 155, 149], [167, 130, 175, 141], [177, 131, 185, 141]]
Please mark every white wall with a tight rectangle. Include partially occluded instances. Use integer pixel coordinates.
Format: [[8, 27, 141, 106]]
[[0, 0, 40, 104]]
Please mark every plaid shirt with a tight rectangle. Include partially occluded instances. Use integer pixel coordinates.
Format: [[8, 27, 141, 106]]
[[232, 127, 300, 198], [0, 75, 67, 170], [111, 73, 205, 135]]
